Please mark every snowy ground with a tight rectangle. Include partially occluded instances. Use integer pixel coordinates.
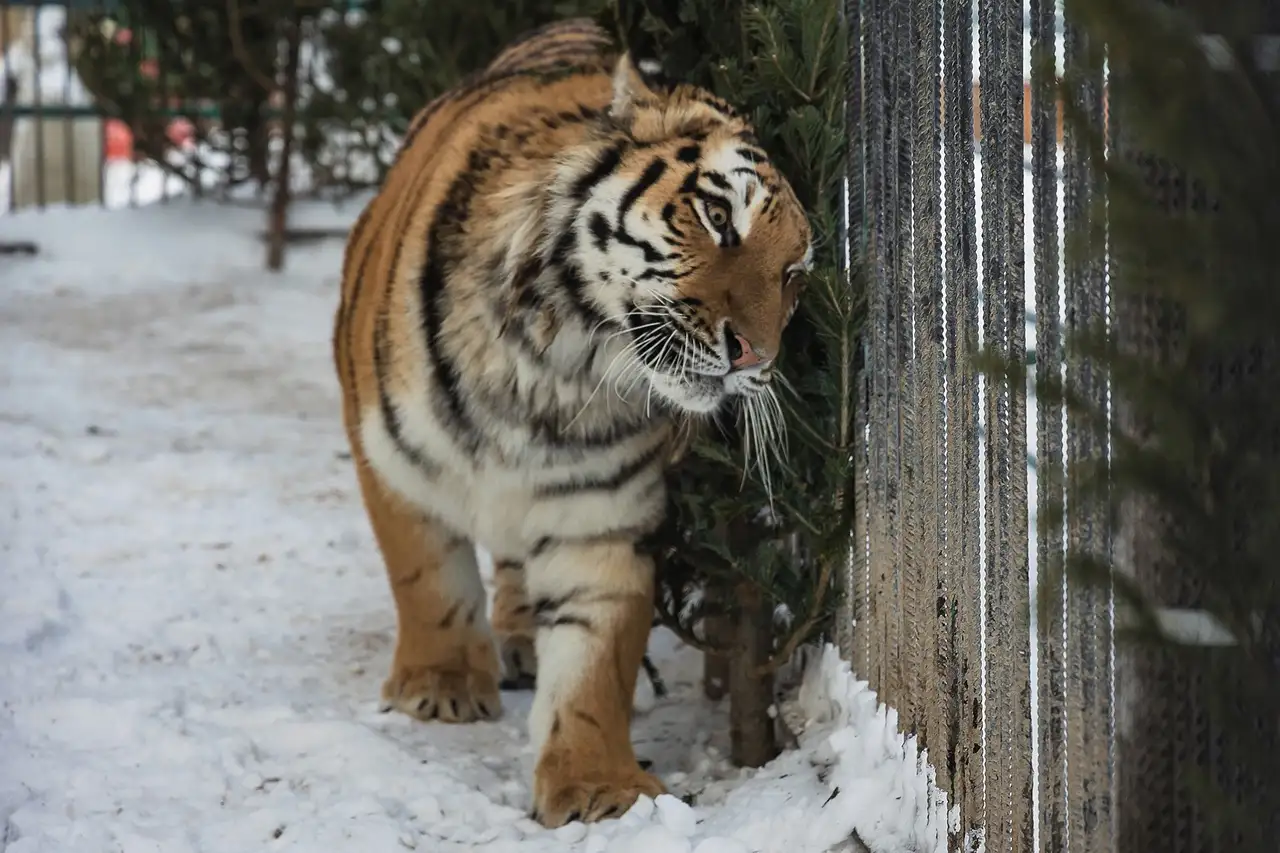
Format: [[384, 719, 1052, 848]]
[[0, 199, 946, 853]]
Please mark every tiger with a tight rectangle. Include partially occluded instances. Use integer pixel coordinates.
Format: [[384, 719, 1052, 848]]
[[332, 17, 812, 828]]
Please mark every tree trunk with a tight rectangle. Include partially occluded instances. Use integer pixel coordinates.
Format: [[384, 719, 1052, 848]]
[[266, 18, 301, 272], [728, 581, 778, 768], [702, 577, 730, 701]]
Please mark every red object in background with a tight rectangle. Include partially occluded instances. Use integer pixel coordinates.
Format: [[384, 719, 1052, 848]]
[[105, 119, 131, 160], [104, 117, 195, 162]]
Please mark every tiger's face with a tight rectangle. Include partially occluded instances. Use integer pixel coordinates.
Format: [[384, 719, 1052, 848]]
[[571, 55, 813, 417]]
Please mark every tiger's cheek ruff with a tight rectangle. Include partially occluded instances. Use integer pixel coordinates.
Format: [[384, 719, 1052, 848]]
[[571, 171, 688, 313]]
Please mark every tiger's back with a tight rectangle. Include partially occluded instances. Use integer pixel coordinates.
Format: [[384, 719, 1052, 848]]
[[331, 18, 812, 828]]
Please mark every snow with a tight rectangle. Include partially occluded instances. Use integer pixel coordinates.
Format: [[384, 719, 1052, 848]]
[[1, 198, 945, 853]]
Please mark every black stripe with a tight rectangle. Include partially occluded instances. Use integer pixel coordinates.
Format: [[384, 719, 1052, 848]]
[[515, 44, 611, 72], [510, 255, 546, 310], [493, 19, 610, 58], [675, 144, 701, 163], [545, 229, 609, 329], [618, 159, 667, 217], [571, 143, 626, 201], [558, 262, 610, 329], [419, 176, 483, 454], [637, 267, 678, 281], [588, 212, 611, 253], [538, 614, 595, 631], [367, 145, 454, 473], [693, 93, 739, 117], [398, 65, 606, 163], [533, 588, 585, 618], [705, 171, 731, 191], [695, 187, 733, 208], [534, 439, 668, 498], [641, 656, 668, 698], [465, 377, 651, 450], [528, 521, 665, 560], [491, 252, 559, 366], [373, 308, 442, 477], [660, 202, 685, 239], [613, 159, 671, 264]]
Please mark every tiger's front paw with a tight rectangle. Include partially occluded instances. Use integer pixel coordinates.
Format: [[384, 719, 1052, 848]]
[[531, 764, 666, 827], [380, 663, 502, 723]]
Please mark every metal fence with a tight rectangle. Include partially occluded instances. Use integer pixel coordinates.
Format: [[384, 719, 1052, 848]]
[[847, 1, 1278, 851], [842, 0, 1114, 851]]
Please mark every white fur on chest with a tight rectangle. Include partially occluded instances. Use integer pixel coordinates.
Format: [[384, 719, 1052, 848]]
[[359, 402, 668, 559]]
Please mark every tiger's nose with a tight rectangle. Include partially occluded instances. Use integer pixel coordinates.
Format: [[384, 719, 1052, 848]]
[[726, 326, 764, 370]]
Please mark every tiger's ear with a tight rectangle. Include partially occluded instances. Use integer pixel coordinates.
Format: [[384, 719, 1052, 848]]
[[610, 53, 666, 124]]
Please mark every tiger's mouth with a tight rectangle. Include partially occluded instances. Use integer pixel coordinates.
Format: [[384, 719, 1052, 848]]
[[635, 334, 773, 416], [635, 329, 788, 498], [645, 369, 727, 415], [616, 301, 772, 415], [615, 310, 787, 494]]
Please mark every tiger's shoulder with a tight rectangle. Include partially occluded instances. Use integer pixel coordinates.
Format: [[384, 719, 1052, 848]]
[[333, 17, 644, 459]]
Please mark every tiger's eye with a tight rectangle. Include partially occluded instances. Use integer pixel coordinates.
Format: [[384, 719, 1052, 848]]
[[707, 205, 729, 227]]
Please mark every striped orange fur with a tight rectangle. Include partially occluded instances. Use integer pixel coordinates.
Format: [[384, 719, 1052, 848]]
[[332, 18, 812, 827]]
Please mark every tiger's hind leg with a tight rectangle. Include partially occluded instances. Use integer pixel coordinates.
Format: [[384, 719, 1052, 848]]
[[491, 559, 537, 690], [525, 540, 665, 827], [352, 460, 502, 723]]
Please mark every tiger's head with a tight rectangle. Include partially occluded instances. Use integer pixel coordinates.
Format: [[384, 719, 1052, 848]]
[[557, 53, 813, 419]]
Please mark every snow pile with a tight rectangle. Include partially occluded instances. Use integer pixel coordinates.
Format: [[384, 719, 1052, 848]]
[[0, 199, 944, 853]]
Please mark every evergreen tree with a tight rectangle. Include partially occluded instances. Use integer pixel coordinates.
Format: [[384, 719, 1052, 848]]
[[67, 0, 289, 192], [1002, 0, 1280, 848], [605, 0, 857, 766], [298, 0, 610, 192]]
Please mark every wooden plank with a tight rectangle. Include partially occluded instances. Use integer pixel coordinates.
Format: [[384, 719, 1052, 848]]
[[906, 0, 946, 753], [977, 0, 1034, 850], [859, 0, 894, 702], [1028, 1, 1069, 852], [1061, 16, 1115, 853], [941, 0, 985, 844], [841, 0, 870, 674]]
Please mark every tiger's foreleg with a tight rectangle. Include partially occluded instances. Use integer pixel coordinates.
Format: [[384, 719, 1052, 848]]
[[352, 457, 503, 723], [525, 540, 666, 827]]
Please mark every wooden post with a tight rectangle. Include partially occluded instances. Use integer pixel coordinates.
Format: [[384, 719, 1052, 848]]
[[702, 577, 730, 701], [727, 581, 777, 768]]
